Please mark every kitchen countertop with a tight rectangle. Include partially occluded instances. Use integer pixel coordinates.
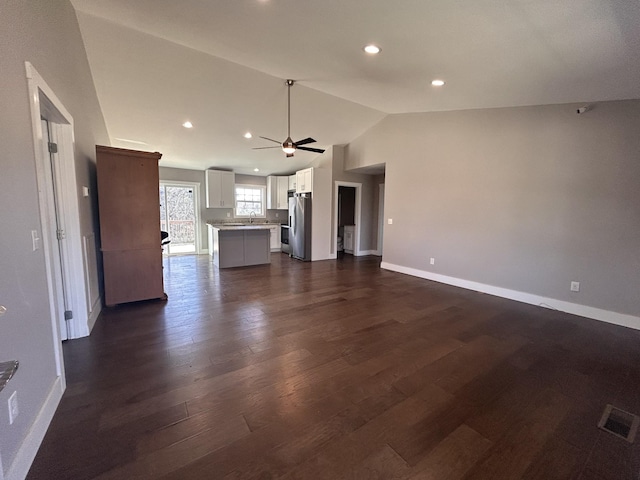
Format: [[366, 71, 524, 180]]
[[208, 224, 273, 231], [207, 221, 286, 228]]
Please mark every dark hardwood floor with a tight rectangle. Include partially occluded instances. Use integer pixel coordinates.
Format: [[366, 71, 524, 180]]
[[28, 253, 640, 479]]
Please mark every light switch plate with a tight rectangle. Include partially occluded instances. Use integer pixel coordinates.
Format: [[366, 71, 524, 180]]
[[31, 230, 40, 251], [388, 218, 393, 225]]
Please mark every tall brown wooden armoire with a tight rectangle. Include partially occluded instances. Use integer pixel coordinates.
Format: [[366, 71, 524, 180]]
[[96, 145, 165, 306]]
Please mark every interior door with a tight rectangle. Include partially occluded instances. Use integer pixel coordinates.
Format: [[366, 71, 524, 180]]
[[42, 119, 70, 340]]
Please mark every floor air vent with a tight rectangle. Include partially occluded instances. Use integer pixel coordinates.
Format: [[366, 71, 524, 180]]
[[598, 404, 639, 443]]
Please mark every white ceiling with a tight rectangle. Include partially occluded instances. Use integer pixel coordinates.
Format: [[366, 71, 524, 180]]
[[71, 0, 640, 175]]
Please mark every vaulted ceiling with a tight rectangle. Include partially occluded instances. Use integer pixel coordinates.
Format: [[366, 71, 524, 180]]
[[71, 0, 640, 175]]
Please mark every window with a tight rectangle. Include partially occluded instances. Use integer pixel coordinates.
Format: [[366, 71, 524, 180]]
[[235, 185, 266, 217]]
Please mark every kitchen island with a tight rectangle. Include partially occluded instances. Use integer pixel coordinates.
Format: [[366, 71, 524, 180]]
[[208, 224, 271, 268]]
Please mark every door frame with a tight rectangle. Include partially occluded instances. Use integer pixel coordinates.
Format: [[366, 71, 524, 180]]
[[377, 183, 385, 256], [159, 180, 202, 254], [333, 181, 362, 256], [26, 62, 90, 349]]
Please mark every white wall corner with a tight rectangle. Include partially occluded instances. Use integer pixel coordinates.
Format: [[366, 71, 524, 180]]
[[380, 261, 640, 331], [5, 377, 64, 480]]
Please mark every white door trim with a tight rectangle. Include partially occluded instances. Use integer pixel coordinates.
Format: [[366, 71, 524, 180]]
[[377, 183, 385, 256], [333, 181, 362, 256], [26, 61, 90, 344]]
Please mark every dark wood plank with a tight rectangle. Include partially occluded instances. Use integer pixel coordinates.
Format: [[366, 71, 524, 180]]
[[26, 253, 640, 479]]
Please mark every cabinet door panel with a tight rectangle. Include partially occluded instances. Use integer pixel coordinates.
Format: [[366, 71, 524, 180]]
[[103, 248, 163, 306], [244, 230, 270, 265], [98, 154, 161, 251], [221, 172, 235, 207], [277, 177, 289, 209]]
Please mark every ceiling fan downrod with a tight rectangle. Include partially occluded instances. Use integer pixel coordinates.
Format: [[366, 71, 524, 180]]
[[283, 79, 296, 154]]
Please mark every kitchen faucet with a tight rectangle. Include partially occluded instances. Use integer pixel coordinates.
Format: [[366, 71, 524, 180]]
[[249, 211, 255, 224]]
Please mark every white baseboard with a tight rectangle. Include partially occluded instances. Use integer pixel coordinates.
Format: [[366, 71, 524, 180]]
[[87, 299, 102, 334], [380, 262, 640, 331], [199, 248, 209, 255], [356, 250, 379, 256], [6, 376, 64, 480]]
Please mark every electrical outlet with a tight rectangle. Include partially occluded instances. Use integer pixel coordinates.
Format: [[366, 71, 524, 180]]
[[387, 218, 393, 225], [275, 213, 279, 218], [430, 257, 435, 265], [570, 281, 580, 292], [8, 391, 18, 425], [226, 212, 231, 218]]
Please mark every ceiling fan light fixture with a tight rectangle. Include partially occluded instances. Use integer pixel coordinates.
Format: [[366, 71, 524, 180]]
[[282, 137, 296, 154]]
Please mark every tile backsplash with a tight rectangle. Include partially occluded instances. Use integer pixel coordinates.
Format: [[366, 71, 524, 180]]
[[207, 209, 288, 224]]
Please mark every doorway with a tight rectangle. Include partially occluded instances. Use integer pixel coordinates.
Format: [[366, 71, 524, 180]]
[[338, 186, 356, 255], [159, 182, 200, 255], [333, 181, 362, 257], [26, 62, 94, 372]]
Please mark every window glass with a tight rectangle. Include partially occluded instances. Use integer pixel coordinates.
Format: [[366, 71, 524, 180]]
[[235, 185, 265, 217]]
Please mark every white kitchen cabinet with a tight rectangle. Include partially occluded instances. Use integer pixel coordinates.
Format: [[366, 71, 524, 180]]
[[296, 168, 313, 194], [268, 225, 281, 252], [206, 170, 235, 208], [267, 176, 290, 210], [344, 225, 355, 254], [267, 176, 277, 209], [288, 174, 296, 191], [277, 176, 289, 209]]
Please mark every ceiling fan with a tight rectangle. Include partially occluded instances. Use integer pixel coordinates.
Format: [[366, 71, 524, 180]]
[[253, 79, 325, 158]]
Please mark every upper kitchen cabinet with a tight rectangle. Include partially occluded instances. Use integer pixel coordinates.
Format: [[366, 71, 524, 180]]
[[206, 170, 235, 208], [288, 174, 297, 191], [296, 168, 313, 194], [267, 176, 289, 209]]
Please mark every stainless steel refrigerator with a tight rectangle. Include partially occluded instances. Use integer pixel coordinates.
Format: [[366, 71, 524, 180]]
[[289, 194, 312, 261]]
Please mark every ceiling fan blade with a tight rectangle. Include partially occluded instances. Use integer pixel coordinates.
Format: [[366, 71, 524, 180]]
[[252, 146, 281, 150], [297, 146, 325, 154], [294, 137, 316, 146], [286, 153, 294, 158], [259, 136, 282, 144]]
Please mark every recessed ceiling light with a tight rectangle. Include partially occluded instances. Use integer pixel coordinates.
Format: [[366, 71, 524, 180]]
[[363, 44, 381, 54], [431, 79, 445, 87], [253, 168, 260, 172], [182, 121, 193, 128], [244, 132, 253, 139]]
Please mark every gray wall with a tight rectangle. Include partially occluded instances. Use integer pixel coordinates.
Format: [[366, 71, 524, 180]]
[[0, 0, 108, 474], [346, 100, 640, 317]]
